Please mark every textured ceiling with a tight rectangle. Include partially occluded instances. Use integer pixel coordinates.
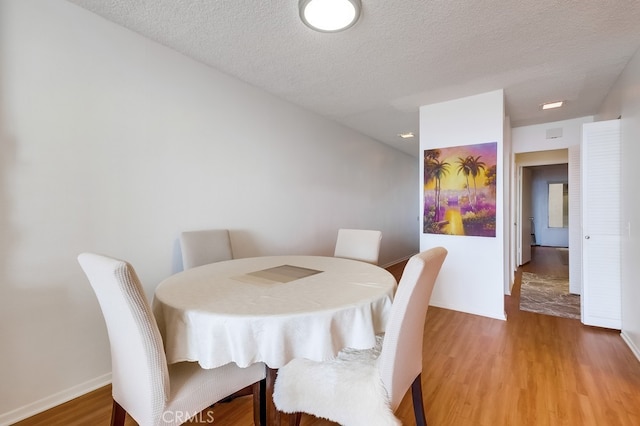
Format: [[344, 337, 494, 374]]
[[65, 0, 640, 156]]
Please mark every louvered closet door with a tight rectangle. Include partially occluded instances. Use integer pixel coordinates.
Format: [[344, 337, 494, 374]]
[[581, 120, 621, 329]]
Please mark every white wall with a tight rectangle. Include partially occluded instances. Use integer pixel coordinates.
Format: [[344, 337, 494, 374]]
[[511, 119, 589, 298], [0, 0, 419, 421], [419, 90, 506, 320], [512, 116, 593, 153], [597, 48, 640, 361]]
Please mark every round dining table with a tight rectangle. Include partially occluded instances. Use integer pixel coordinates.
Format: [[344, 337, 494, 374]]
[[152, 255, 397, 425]]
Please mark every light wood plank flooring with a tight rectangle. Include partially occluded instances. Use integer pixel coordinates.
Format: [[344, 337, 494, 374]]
[[13, 252, 640, 425]]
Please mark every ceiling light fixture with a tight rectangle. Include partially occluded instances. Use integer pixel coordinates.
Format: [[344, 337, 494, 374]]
[[541, 101, 564, 110], [398, 132, 415, 139], [299, 0, 362, 33]]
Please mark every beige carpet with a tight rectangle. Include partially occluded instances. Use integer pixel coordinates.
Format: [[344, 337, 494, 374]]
[[519, 272, 580, 320]]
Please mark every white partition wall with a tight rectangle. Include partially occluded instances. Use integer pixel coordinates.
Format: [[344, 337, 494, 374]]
[[419, 90, 506, 320]]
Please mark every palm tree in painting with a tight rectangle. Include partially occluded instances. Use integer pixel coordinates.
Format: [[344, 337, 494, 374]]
[[423, 151, 437, 222], [423, 150, 441, 188], [425, 158, 450, 221], [468, 155, 487, 207], [424, 149, 441, 161], [484, 164, 497, 198], [423, 150, 443, 203], [456, 156, 473, 207]]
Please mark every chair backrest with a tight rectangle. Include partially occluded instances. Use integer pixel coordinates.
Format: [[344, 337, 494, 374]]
[[78, 253, 169, 425], [377, 247, 447, 410], [333, 228, 382, 265], [180, 229, 233, 270]]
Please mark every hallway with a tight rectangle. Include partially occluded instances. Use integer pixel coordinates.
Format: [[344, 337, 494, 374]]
[[516, 246, 578, 319], [521, 245, 569, 278]]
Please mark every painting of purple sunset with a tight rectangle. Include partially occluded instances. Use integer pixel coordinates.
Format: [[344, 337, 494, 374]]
[[423, 141, 497, 237]]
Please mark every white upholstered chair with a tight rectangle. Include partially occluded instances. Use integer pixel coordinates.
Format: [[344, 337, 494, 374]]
[[78, 253, 265, 426], [273, 247, 448, 426], [333, 228, 382, 265], [180, 229, 233, 270]]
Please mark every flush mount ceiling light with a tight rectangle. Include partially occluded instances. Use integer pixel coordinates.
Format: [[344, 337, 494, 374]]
[[541, 101, 564, 110], [299, 0, 362, 32], [398, 132, 415, 139]]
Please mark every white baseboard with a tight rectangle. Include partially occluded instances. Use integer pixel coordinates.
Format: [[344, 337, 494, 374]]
[[621, 331, 640, 363], [380, 253, 417, 269], [0, 373, 111, 426], [429, 300, 507, 321]]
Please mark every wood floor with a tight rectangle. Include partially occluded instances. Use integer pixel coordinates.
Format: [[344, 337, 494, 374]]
[[13, 250, 640, 426]]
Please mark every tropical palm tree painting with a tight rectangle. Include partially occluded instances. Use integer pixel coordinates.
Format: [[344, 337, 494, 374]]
[[424, 142, 497, 237]]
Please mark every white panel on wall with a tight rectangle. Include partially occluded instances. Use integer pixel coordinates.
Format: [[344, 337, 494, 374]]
[[582, 120, 621, 329]]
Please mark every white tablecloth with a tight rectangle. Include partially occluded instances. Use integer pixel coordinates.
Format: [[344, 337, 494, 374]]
[[153, 255, 396, 369]]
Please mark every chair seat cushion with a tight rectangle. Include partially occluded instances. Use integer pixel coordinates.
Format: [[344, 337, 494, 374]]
[[273, 335, 400, 426], [164, 361, 265, 425]]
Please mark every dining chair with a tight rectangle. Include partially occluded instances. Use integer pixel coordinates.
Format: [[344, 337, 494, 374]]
[[333, 228, 382, 265], [77, 253, 265, 426], [180, 229, 233, 270], [273, 247, 448, 426]]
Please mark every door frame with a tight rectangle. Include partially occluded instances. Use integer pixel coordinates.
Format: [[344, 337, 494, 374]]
[[511, 151, 569, 282], [516, 166, 533, 266]]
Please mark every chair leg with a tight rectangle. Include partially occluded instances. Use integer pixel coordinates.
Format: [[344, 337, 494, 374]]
[[411, 374, 427, 426], [110, 400, 126, 426], [264, 368, 300, 426], [281, 411, 301, 426], [290, 412, 302, 426], [252, 379, 267, 426]]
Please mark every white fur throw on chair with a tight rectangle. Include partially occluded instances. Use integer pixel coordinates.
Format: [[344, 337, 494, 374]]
[[273, 335, 401, 426]]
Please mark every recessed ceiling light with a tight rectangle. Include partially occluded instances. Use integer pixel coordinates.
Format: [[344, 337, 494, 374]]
[[541, 101, 564, 110], [398, 132, 415, 139], [299, 0, 362, 33]]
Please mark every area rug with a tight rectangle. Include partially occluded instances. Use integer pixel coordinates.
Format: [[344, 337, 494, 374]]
[[519, 272, 580, 320]]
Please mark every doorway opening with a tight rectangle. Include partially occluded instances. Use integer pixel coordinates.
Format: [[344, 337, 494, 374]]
[[515, 157, 580, 319], [518, 246, 579, 320], [526, 163, 569, 251]]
